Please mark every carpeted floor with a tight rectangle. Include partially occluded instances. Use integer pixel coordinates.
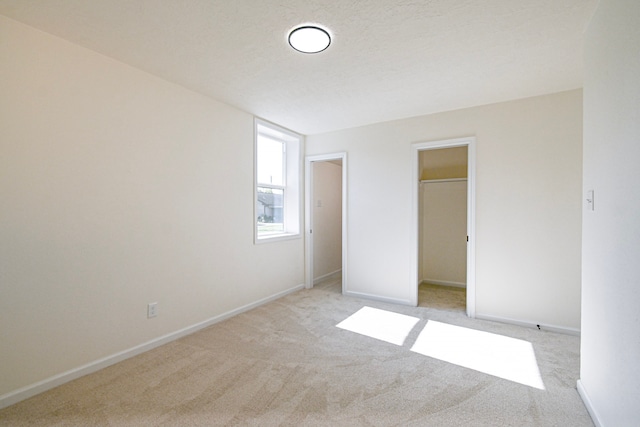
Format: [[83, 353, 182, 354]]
[[0, 279, 592, 426], [418, 282, 466, 312]]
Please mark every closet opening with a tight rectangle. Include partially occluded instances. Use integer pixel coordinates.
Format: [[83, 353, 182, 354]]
[[410, 138, 476, 317]]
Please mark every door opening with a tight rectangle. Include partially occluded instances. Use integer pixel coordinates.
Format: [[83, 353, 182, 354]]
[[305, 153, 348, 294]]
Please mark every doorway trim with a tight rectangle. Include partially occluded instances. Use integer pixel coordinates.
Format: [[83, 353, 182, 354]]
[[410, 137, 476, 317], [305, 152, 348, 292]]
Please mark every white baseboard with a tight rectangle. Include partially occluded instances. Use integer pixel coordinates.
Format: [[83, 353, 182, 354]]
[[313, 269, 342, 285], [474, 313, 581, 336], [420, 279, 466, 289], [344, 290, 413, 306], [577, 379, 602, 427], [0, 283, 305, 410]]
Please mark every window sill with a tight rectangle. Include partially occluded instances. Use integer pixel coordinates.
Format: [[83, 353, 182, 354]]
[[255, 232, 302, 244]]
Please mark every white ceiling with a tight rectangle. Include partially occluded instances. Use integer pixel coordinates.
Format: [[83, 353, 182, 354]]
[[0, 0, 599, 135]]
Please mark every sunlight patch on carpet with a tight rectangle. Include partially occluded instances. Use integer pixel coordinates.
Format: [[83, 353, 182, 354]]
[[411, 321, 545, 390], [336, 306, 420, 346]]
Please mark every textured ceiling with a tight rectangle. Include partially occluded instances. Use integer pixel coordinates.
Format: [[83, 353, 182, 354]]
[[0, 0, 598, 135]]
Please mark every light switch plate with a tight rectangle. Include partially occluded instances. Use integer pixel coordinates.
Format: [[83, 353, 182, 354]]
[[586, 190, 594, 211]]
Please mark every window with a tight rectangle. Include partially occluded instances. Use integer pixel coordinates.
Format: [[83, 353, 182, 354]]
[[255, 119, 301, 242]]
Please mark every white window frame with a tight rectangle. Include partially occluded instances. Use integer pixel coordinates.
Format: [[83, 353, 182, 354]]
[[254, 118, 302, 243]]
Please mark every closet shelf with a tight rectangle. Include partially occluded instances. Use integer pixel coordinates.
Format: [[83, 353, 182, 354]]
[[420, 178, 467, 183]]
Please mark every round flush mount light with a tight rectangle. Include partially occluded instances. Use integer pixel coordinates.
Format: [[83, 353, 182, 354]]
[[288, 25, 331, 54]]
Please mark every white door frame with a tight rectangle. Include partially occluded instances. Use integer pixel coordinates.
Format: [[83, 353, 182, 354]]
[[410, 137, 476, 317], [305, 152, 348, 292]]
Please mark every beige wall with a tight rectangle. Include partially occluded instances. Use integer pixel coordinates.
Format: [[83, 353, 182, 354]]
[[312, 161, 343, 281], [307, 89, 583, 330], [419, 146, 468, 180], [579, 0, 640, 424], [420, 181, 467, 286], [0, 16, 304, 399]]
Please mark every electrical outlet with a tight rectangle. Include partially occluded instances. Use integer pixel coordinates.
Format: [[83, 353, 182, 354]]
[[147, 302, 158, 318]]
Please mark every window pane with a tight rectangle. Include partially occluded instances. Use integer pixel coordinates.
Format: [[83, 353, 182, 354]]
[[257, 187, 284, 235], [257, 136, 284, 186]]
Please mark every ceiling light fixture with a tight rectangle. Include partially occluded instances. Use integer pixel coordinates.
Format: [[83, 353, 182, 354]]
[[288, 25, 331, 54]]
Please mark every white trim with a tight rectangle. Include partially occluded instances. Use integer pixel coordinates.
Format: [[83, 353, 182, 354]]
[[410, 137, 476, 317], [0, 283, 305, 410], [577, 380, 603, 427], [313, 269, 342, 285], [305, 152, 348, 294], [344, 290, 413, 306], [420, 279, 466, 289], [475, 313, 581, 336]]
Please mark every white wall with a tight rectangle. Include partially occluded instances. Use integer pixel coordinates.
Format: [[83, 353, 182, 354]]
[[312, 161, 343, 281], [307, 90, 583, 330], [0, 16, 304, 401], [579, 0, 640, 425]]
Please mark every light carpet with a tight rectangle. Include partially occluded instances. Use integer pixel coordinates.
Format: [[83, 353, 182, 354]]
[[0, 280, 592, 426]]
